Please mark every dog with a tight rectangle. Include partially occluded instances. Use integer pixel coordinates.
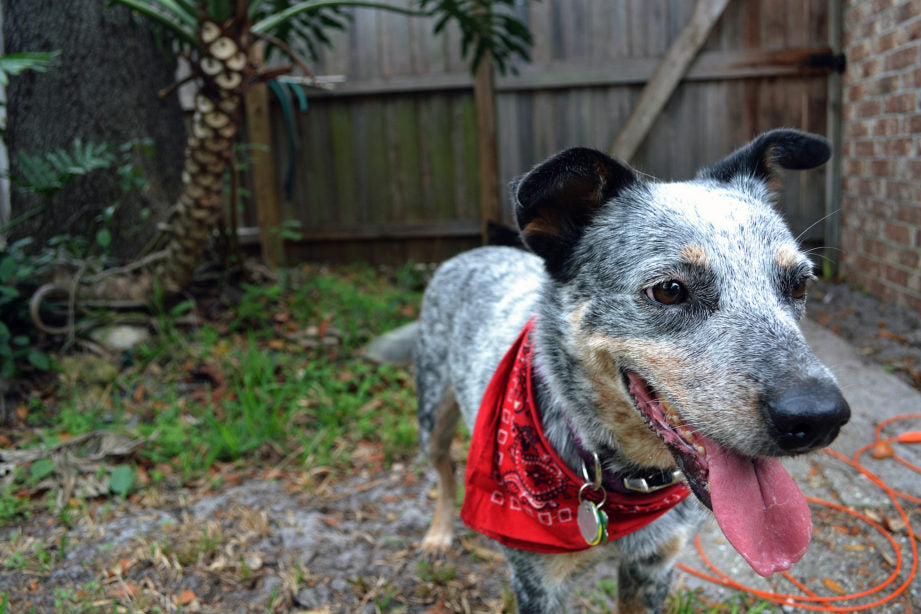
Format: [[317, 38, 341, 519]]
[[413, 129, 851, 613]]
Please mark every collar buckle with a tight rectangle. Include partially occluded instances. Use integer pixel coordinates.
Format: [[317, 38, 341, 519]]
[[622, 469, 683, 493]]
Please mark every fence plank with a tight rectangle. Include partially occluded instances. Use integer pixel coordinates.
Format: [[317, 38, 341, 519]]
[[269, 0, 833, 264], [610, 0, 732, 160]]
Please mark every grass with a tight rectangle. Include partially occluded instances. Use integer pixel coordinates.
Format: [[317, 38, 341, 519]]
[[1, 262, 425, 523]]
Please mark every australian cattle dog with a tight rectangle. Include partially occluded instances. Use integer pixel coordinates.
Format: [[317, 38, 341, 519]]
[[413, 129, 851, 613]]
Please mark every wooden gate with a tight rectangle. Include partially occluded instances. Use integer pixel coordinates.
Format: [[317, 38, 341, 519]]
[[263, 0, 841, 264]]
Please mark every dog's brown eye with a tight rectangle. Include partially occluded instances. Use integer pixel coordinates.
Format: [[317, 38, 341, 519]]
[[647, 280, 688, 305], [790, 277, 807, 300]]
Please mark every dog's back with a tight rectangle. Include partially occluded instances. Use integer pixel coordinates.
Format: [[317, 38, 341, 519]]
[[415, 246, 543, 445]]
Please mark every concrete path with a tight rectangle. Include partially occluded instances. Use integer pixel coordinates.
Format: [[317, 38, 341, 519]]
[[674, 320, 921, 611]]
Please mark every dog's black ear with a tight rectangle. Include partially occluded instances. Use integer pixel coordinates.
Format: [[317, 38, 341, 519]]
[[514, 147, 637, 280], [697, 129, 830, 186]]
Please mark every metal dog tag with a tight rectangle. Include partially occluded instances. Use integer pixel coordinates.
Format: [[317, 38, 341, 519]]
[[577, 500, 608, 546]]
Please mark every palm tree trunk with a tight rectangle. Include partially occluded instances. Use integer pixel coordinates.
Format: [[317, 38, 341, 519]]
[[78, 17, 251, 303], [153, 17, 250, 294]]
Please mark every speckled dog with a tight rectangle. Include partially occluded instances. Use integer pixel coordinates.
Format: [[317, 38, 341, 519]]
[[414, 129, 850, 613]]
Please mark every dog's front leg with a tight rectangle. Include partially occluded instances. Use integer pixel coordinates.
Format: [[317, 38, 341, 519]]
[[617, 553, 675, 614], [502, 547, 606, 613]]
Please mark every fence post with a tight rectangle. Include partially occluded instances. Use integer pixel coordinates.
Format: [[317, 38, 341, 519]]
[[244, 41, 283, 266], [474, 51, 501, 245]]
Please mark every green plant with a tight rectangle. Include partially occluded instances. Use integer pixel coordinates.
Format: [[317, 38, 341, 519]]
[[0, 483, 28, 524], [12, 139, 117, 198], [0, 52, 58, 139], [6, 137, 154, 256], [0, 237, 54, 378]]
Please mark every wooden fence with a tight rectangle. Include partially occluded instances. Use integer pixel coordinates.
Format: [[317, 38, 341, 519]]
[[255, 0, 838, 264]]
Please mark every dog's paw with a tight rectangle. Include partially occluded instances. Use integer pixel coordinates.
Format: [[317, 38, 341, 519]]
[[419, 527, 453, 557]]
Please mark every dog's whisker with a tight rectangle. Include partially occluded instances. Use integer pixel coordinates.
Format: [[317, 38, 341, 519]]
[[796, 209, 842, 244]]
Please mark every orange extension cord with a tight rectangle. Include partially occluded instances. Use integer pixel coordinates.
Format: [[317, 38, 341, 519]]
[[676, 413, 921, 612]]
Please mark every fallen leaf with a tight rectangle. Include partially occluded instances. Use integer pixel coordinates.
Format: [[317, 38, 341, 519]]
[[883, 514, 907, 534], [178, 589, 196, 605], [267, 339, 285, 350], [871, 441, 894, 459], [822, 577, 846, 595], [107, 583, 140, 598], [878, 328, 907, 342], [320, 516, 340, 527], [15, 405, 27, 422]]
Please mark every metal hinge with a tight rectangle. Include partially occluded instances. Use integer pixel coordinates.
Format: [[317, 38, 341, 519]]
[[808, 52, 847, 73]]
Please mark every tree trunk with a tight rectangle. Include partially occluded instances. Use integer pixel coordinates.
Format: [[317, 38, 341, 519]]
[[3, 0, 186, 261]]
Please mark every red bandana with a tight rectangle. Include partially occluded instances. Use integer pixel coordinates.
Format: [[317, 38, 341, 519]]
[[460, 318, 690, 554]]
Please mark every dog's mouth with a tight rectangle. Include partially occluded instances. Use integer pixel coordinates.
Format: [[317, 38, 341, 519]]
[[624, 370, 812, 577]]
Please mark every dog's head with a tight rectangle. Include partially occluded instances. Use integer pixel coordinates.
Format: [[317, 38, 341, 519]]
[[513, 129, 849, 576]]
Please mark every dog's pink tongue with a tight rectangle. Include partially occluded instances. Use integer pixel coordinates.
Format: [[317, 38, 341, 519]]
[[705, 438, 811, 577]]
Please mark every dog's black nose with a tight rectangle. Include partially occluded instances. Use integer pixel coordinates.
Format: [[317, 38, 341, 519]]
[[765, 380, 850, 453]]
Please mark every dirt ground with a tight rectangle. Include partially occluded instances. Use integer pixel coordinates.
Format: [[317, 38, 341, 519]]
[[2, 279, 920, 613]]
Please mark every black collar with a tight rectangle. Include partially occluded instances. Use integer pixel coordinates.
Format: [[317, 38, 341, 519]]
[[565, 419, 682, 495]]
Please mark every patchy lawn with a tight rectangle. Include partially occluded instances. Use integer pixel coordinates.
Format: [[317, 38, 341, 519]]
[[1, 267, 918, 613]]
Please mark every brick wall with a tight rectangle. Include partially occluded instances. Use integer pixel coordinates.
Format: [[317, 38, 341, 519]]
[[841, 0, 921, 313]]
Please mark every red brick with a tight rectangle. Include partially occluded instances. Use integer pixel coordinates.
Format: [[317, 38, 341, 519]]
[[846, 120, 871, 138], [894, 246, 921, 268], [870, 159, 893, 176], [874, 29, 907, 54], [873, 116, 901, 136], [897, 204, 921, 224], [854, 139, 875, 156], [857, 57, 883, 79], [865, 237, 888, 258], [856, 99, 882, 118], [907, 113, 921, 133], [884, 137, 912, 156], [859, 17, 880, 40], [885, 45, 919, 71], [850, 40, 873, 63], [909, 66, 921, 88], [895, 0, 921, 22], [884, 92, 916, 114], [882, 264, 908, 286], [888, 181, 921, 201], [844, 158, 867, 175], [885, 221, 912, 244]]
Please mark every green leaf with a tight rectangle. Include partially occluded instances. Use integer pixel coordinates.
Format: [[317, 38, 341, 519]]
[[252, 1, 428, 35], [29, 458, 54, 484], [27, 350, 50, 370], [96, 228, 112, 250], [107, 0, 198, 45], [109, 465, 135, 498], [0, 255, 16, 283], [0, 51, 59, 86]]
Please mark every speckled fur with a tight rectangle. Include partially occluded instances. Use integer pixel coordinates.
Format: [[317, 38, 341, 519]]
[[414, 130, 847, 612]]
